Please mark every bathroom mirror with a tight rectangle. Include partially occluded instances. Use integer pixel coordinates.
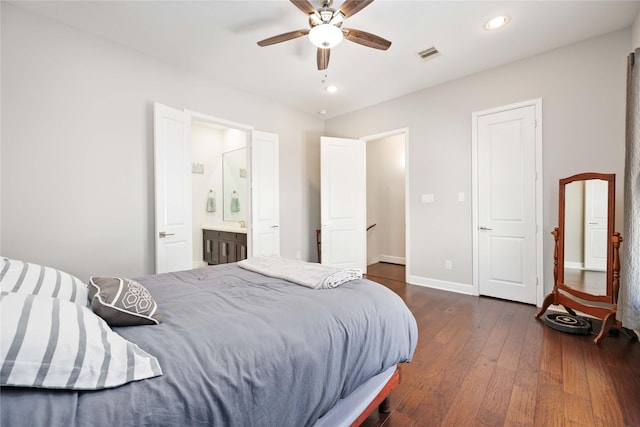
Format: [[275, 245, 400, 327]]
[[536, 172, 623, 344], [222, 147, 247, 222]]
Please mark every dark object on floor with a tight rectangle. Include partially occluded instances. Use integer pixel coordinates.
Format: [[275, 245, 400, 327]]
[[544, 313, 592, 335]]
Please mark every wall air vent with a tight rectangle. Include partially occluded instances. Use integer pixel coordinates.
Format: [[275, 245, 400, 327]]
[[416, 46, 440, 61]]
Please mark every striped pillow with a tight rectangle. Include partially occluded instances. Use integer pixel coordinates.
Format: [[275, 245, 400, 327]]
[[0, 291, 162, 390], [0, 257, 89, 307]]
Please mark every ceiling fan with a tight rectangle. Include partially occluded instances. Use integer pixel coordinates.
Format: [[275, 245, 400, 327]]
[[257, 0, 391, 71]]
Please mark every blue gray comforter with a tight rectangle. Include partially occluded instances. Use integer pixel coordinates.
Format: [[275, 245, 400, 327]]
[[0, 264, 418, 427]]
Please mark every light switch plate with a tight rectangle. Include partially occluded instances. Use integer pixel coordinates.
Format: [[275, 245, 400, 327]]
[[458, 192, 465, 202], [422, 193, 434, 203]]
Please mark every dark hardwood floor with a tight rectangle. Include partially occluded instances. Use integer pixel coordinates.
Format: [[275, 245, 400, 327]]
[[362, 263, 640, 427]]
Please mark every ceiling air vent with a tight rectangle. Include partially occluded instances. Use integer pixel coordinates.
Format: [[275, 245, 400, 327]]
[[416, 46, 440, 61]]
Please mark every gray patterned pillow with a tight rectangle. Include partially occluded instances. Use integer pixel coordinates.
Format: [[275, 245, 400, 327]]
[[88, 277, 162, 326]]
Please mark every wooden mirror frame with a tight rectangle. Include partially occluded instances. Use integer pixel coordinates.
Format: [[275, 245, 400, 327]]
[[536, 172, 623, 344]]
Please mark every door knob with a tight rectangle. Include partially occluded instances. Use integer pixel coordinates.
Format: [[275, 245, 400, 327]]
[[479, 226, 493, 231], [271, 224, 280, 228], [159, 231, 175, 238]]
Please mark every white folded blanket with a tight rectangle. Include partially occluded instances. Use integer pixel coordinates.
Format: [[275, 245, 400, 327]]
[[237, 256, 363, 289]]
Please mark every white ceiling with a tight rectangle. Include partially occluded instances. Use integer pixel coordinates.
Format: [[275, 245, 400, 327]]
[[11, 0, 640, 119]]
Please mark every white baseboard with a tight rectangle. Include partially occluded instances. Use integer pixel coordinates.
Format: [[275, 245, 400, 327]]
[[407, 275, 475, 295]]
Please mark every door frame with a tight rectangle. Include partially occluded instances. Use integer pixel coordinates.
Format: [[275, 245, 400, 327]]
[[471, 99, 543, 306], [360, 128, 410, 280]]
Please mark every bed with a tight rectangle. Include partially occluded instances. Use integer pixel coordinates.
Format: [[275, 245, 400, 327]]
[[0, 258, 418, 427]]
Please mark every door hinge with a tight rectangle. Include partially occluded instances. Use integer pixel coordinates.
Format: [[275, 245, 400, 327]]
[[534, 119, 538, 128]]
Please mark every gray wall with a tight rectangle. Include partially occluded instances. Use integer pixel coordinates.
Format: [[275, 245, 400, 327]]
[[1, 4, 323, 281], [326, 29, 629, 297]]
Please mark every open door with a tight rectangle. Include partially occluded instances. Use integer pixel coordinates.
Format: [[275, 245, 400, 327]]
[[320, 137, 366, 270], [251, 131, 280, 257], [153, 103, 193, 273]]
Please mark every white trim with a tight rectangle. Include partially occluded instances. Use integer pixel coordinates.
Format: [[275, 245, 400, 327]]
[[360, 128, 408, 143], [471, 98, 544, 306], [407, 276, 475, 295], [185, 110, 254, 132], [359, 128, 410, 284]]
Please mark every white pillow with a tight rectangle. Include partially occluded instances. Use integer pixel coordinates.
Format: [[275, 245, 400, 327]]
[[0, 291, 162, 390], [0, 257, 89, 307]]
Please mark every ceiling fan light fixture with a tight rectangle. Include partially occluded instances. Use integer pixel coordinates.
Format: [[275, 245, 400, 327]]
[[309, 13, 322, 26], [330, 11, 345, 26], [309, 24, 344, 48], [485, 15, 509, 31]]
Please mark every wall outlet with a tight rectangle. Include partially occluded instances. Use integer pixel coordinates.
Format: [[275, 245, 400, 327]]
[[295, 251, 301, 260], [445, 260, 453, 270]]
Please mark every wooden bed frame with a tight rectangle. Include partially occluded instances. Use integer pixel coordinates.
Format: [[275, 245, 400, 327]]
[[350, 366, 401, 426]]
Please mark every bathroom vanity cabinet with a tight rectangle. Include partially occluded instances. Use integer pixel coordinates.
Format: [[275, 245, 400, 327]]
[[203, 229, 247, 265]]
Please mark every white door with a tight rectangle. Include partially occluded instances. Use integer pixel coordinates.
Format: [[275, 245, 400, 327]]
[[320, 137, 366, 271], [251, 131, 280, 257], [584, 179, 608, 271], [476, 105, 537, 304], [153, 103, 193, 273]]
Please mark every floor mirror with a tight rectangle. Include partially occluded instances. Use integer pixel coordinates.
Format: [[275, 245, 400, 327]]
[[536, 172, 623, 344]]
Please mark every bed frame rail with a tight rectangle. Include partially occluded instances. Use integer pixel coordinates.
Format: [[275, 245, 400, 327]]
[[350, 366, 401, 426]]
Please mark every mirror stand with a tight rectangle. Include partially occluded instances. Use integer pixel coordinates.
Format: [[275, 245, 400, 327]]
[[536, 228, 623, 344], [535, 172, 626, 344]]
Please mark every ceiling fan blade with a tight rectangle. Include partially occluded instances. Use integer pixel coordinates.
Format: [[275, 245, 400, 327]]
[[343, 28, 391, 50], [338, 0, 374, 18], [317, 48, 330, 70], [290, 0, 317, 15], [257, 29, 309, 47]]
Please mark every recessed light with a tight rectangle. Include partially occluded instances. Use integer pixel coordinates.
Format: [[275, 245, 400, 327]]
[[485, 15, 509, 31], [318, 109, 327, 115]]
